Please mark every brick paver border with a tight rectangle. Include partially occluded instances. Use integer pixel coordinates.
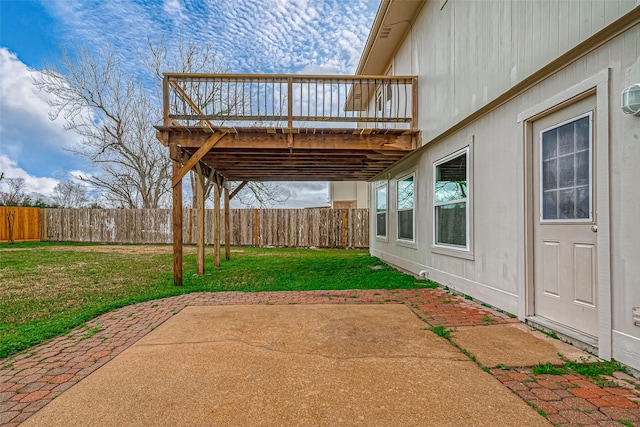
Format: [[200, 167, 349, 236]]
[[1, 288, 638, 426], [493, 369, 640, 426]]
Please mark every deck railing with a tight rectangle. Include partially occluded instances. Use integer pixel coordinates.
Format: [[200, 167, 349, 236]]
[[163, 73, 418, 129]]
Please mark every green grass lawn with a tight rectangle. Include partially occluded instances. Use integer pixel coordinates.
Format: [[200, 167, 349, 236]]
[[0, 242, 431, 359]]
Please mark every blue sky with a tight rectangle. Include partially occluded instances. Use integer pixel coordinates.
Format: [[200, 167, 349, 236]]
[[0, 0, 378, 207]]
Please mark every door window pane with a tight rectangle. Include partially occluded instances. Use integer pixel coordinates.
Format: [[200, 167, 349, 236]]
[[576, 187, 589, 219], [558, 155, 575, 188], [543, 159, 557, 191], [576, 150, 589, 186], [575, 116, 589, 151], [558, 189, 576, 219], [558, 122, 574, 156], [541, 113, 591, 221], [543, 191, 558, 220], [542, 131, 557, 160]]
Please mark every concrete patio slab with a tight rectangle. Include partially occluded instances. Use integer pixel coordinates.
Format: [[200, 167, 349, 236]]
[[21, 304, 549, 426], [450, 323, 598, 368]]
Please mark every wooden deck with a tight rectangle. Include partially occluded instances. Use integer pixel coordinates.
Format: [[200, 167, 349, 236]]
[[156, 73, 419, 285]]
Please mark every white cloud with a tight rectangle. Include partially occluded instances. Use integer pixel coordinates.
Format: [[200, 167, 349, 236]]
[[0, 48, 95, 199], [280, 182, 329, 207], [162, 0, 187, 22], [297, 64, 342, 75], [3, 0, 378, 208], [38, 0, 377, 76], [0, 48, 84, 162], [0, 155, 59, 195], [0, 49, 62, 137]]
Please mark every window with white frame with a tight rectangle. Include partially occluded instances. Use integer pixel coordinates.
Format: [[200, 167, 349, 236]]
[[397, 173, 415, 241], [540, 113, 592, 221], [375, 185, 387, 238], [434, 148, 468, 249]]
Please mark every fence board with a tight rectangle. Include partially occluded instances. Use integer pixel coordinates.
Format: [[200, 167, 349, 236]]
[[43, 208, 369, 248], [0, 206, 41, 242]]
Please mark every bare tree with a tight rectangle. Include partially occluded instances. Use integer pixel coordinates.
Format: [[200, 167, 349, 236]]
[[231, 182, 289, 207], [51, 180, 88, 208], [33, 45, 170, 208], [0, 178, 31, 206], [35, 39, 289, 209], [185, 175, 289, 208], [145, 39, 289, 208], [29, 193, 50, 208]]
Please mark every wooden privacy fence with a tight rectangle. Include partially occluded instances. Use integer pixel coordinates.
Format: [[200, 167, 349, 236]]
[[0, 206, 42, 243], [45, 208, 369, 248]]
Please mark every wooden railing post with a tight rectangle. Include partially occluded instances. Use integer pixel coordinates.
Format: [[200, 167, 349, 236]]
[[163, 75, 170, 126], [287, 76, 293, 128]]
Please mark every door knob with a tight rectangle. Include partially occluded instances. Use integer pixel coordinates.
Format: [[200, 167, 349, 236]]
[[591, 225, 598, 232]]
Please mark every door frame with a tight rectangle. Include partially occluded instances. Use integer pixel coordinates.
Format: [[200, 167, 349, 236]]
[[517, 68, 612, 360]]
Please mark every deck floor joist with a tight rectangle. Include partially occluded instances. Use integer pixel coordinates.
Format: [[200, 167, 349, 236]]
[[156, 126, 418, 181]]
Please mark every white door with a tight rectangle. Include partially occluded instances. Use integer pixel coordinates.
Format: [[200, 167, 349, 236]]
[[532, 95, 598, 338]]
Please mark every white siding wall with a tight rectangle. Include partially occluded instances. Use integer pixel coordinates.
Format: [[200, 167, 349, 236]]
[[331, 181, 370, 208], [403, 0, 638, 143], [371, 1, 640, 369]]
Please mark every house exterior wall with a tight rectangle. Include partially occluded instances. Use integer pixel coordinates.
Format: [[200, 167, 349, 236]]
[[402, 0, 638, 143], [370, 0, 640, 370], [330, 181, 369, 209]]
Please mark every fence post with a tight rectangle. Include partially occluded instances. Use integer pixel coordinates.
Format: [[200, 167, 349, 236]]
[[253, 208, 259, 246], [40, 208, 46, 242], [224, 186, 230, 260], [341, 210, 347, 248], [188, 208, 193, 245]]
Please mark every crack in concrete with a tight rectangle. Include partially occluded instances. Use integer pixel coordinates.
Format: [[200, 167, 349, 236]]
[[137, 338, 468, 362]]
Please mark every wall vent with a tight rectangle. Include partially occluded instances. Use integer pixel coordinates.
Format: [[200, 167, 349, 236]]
[[379, 27, 392, 39]]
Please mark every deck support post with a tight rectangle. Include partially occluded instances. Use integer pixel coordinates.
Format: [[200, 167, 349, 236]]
[[170, 143, 183, 286], [196, 170, 205, 275], [224, 184, 230, 261], [213, 179, 221, 267]]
